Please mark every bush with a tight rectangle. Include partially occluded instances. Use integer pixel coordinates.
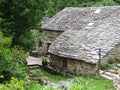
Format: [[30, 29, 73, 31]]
[[42, 56, 48, 62], [107, 58, 116, 64], [101, 64, 108, 70], [0, 77, 29, 90], [0, 31, 28, 83], [11, 46, 29, 64]]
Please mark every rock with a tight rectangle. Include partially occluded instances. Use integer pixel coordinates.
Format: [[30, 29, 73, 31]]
[[92, 55, 99, 60], [90, 51, 98, 55], [39, 79, 48, 85], [99, 70, 104, 75], [57, 81, 70, 90], [104, 72, 118, 78], [112, 66, 118, 70], [108, 69, 116, 73], [117, 64, 120, 67], [100, 74, 113, 80], [113, 76, 120, 90]]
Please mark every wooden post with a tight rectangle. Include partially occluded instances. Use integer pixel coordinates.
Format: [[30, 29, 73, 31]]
[[98, 48, 101, 74]]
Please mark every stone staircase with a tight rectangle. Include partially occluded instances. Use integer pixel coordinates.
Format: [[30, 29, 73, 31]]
[[99, 64, 120, 80]]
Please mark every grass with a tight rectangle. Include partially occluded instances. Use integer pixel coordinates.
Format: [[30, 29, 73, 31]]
[[30, 68, 69, 83], [84, 76, 115, 90], [29, 67, 116, 90]]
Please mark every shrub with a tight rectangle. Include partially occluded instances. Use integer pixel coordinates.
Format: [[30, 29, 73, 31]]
[[68, 77, 88, 90], [11, 46, 29, 64], [42, 56, 48, 62], [101, 64, 108, 70], [0, 31, 28, 83], [107, 58, 116, 64]]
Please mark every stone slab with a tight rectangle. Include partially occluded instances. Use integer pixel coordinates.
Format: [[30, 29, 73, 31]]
[[26, 56, 42, 66], [108, 69, 116, 73], [117, 64, 120, 67], [100, 74, 113, 80], [104, 72, 118, 78]]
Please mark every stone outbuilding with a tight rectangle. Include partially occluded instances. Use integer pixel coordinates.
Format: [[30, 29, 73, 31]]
[[41, 6, 120, 75]]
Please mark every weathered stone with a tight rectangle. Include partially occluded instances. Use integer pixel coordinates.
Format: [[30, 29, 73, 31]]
[[40, 6, 120, 75], [108, 69, 116, 73], [26, 56, 42, 66], [100, 74, 113, 80], [92, 55, 99, 60], [90, 51, 98, 55], [113, 75, 120, 90], [99, 70, 104, 75], [50, 54, 98, 75], [41, 6, 120, 31], [117, 64, 120, 67], [104, 72, 118, 78]]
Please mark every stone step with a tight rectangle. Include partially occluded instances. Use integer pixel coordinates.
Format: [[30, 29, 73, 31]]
[[99, 70, 104, 75], [117, 64, 120, 68], [104, 72, 118, 78], [112, 66, 119, 70], [100, 74, 113, 80], [108, 69, 116, 73]]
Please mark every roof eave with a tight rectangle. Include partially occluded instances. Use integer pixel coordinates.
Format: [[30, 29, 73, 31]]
[[49, 50, 98, 65]]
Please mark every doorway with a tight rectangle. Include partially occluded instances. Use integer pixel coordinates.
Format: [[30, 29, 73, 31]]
[[61, 58, 67, 68]]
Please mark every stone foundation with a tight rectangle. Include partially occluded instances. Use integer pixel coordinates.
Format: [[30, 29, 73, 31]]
[[50, 54, 99, 75]]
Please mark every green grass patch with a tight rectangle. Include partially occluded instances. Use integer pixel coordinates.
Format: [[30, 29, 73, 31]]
[[85, 76, 115, 90], [30, 68, 69, 83], [69, 76, 115, 90], [29, 67, 115, 90]]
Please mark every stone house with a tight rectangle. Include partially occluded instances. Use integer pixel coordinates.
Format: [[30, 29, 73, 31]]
[[41, 6, 120, 75]]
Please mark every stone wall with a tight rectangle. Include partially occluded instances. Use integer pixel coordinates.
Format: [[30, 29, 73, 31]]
[[41, 30, 63, 43], [101, 44, 120, 64], [50, 54, 99, 75], [40, 30, 63, 54]]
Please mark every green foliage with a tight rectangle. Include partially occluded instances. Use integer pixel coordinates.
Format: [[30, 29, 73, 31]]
[[31, 29, 45, 43], [31, 29, 45, 50], [27, 83, 43, 90], [107, 58, 116, 64], [5, 77, 27, 90], [0, 77, 29, 90], [69, 77, 88, 90], [93, 0, 118, 6], [0, 0, 48, 52], [42, 56, 47, 62], [0, 32, 12, 48], [0, 31, 28, 83], [18, 30, 35, 52], [113, 0, 120, 4], [11, 46, 29, 64], [0, 77, 53, 90], [101, 64, 108, 70]]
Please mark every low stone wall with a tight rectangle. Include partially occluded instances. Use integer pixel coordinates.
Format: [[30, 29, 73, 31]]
[[41, 30, 63, 43], [50, 54, 99, 75]]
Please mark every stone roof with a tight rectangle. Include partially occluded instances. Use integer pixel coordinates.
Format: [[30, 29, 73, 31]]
[[48, 14, 120, 64], [41, 6, 120, 31]]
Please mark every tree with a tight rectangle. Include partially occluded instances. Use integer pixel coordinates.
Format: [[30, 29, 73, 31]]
[[0, 0, 47, 52], [0, 31, 28, 83]]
